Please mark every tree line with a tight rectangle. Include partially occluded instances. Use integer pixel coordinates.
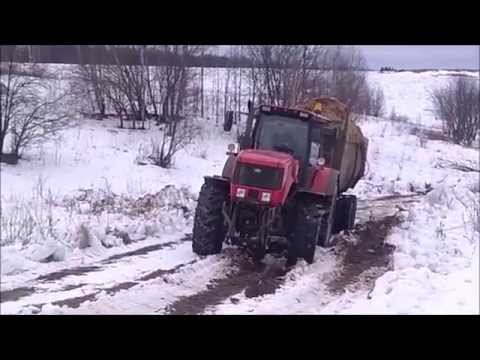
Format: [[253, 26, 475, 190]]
[[0, 45, 254, 68]]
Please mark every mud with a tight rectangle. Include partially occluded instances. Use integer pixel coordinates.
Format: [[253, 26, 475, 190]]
[[102, 242, 177, 264], [59, 283, 87, 292], [102, 234, 191, 264], [139, 260, 197, 281], [327, 214, 401, 294], [165, 255, 290, 315], [35, 266, 101, 282], [1, 234, 192, 309], [0, 287, 36, 303], [51, 292, 100, 309], [104, 282, 138, 295]]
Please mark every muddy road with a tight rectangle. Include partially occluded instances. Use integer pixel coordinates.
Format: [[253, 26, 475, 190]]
[[0, 193, 421, 315]]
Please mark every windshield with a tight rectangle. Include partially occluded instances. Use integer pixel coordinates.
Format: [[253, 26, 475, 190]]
[[255, 114, 309, 160]]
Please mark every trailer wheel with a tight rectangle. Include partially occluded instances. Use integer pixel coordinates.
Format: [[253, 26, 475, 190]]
[[346, 196, 357, 230], [192, 181, 228, 256], [333, 195, 357, 234]]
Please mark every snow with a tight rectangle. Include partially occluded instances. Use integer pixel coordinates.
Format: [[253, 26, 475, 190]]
[[1, 65, 479, 314], [368, 70, 479, 128], [39, 254, 234, 315]]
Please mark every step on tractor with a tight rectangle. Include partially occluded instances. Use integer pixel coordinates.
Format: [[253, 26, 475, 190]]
[[192, 97, 369, 265]]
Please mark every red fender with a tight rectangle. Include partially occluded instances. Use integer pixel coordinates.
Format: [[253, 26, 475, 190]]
[[310, 166, 339, 195]]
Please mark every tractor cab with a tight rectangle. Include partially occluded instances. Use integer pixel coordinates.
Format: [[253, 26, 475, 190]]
[[225, 103, 343, 190]]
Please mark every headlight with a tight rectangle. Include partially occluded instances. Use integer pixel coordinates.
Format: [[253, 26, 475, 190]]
[[261, 192, 271, 202], [317, 157, 326, 166], [236, 188, 246, 198]]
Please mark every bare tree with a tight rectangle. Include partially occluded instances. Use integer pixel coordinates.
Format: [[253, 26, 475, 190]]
[[367, 86, 386, 117], [146, 45, 202, 167], [245, 45, 384, 115], [318, 46, 368, 111], [247, 45, 321, 107], [1, 47, 70, 159], [9, 90, 70, 157], [1, 53, 38, 155], [148, 117, 200, 168], [431, 76, 479, 146], [71, 63, 108, 119], [103, 45, 149, 129]]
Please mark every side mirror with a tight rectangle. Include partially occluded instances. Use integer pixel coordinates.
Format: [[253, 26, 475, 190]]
[[226, 143, 239, 156], [224, 111, 234, 132]]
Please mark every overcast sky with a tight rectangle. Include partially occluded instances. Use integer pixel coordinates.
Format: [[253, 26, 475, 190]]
[[356, 46, 479, 70], [217, 45, 479, 70]]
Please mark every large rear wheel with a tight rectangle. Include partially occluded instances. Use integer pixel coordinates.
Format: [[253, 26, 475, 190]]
[[192, 180, 228, 256]]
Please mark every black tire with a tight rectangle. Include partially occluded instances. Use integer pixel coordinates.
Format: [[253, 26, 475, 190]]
[[346, 196, 357, 230], [333, 195, 357, 234], [289, 201, 325, 264], [333, 197, 346, 234], [192, 181, 228, 256]]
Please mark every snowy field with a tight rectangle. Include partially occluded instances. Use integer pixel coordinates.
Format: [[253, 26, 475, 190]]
[[0, 66, 478, 314]]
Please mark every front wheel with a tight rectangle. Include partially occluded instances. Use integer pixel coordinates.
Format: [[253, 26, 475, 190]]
[[288, 201, 326, 264], [192, 180, 228, 256]]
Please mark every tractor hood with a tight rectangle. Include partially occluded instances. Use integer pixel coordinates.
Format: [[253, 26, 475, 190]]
[[230, 149, 299, 207], [237, 149, 295, 168]]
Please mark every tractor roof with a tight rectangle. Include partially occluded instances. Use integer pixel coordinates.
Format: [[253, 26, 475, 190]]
[[257, 97, 348, 125], [257, 97, 367, 146]]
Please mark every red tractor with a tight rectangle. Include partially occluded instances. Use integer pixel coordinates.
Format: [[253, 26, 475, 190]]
[[192, 97, 368, 265]]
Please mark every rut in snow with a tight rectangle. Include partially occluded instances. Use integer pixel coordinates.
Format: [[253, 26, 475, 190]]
[[0, 234, 192, 305], [164, 251, 291, 315], [327, 214, 402, 295]]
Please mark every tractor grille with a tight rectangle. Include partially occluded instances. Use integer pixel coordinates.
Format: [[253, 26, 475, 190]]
[[233, 163, 283, 190], [247, 189, 259, 201]]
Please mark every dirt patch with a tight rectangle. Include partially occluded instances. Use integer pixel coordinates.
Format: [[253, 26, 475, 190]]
[[139, 260, 197, 281], [104, 282, 138, 295], [59, 283, 87, 292], [35, 266, 101, 282], [51, 292, 100, 309], [0, 287, 36, 303], [368, 193, 426, 202], [165, 256, 289, 315], [102, 234, 191, 264], [102, 242, 176, 264], [327, 214, 401, 294]]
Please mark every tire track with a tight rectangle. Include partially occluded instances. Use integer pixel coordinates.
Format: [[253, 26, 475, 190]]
[[1, 234, 192, 307], [165, 255, 290, 315], [327, 214, 402, 295], [0, 287, 36, 303]]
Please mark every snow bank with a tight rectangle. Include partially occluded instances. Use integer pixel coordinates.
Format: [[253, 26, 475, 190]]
[[351, 116, 479, 198], [322, 164, 479, 314], [368, 70, 479, 128]]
